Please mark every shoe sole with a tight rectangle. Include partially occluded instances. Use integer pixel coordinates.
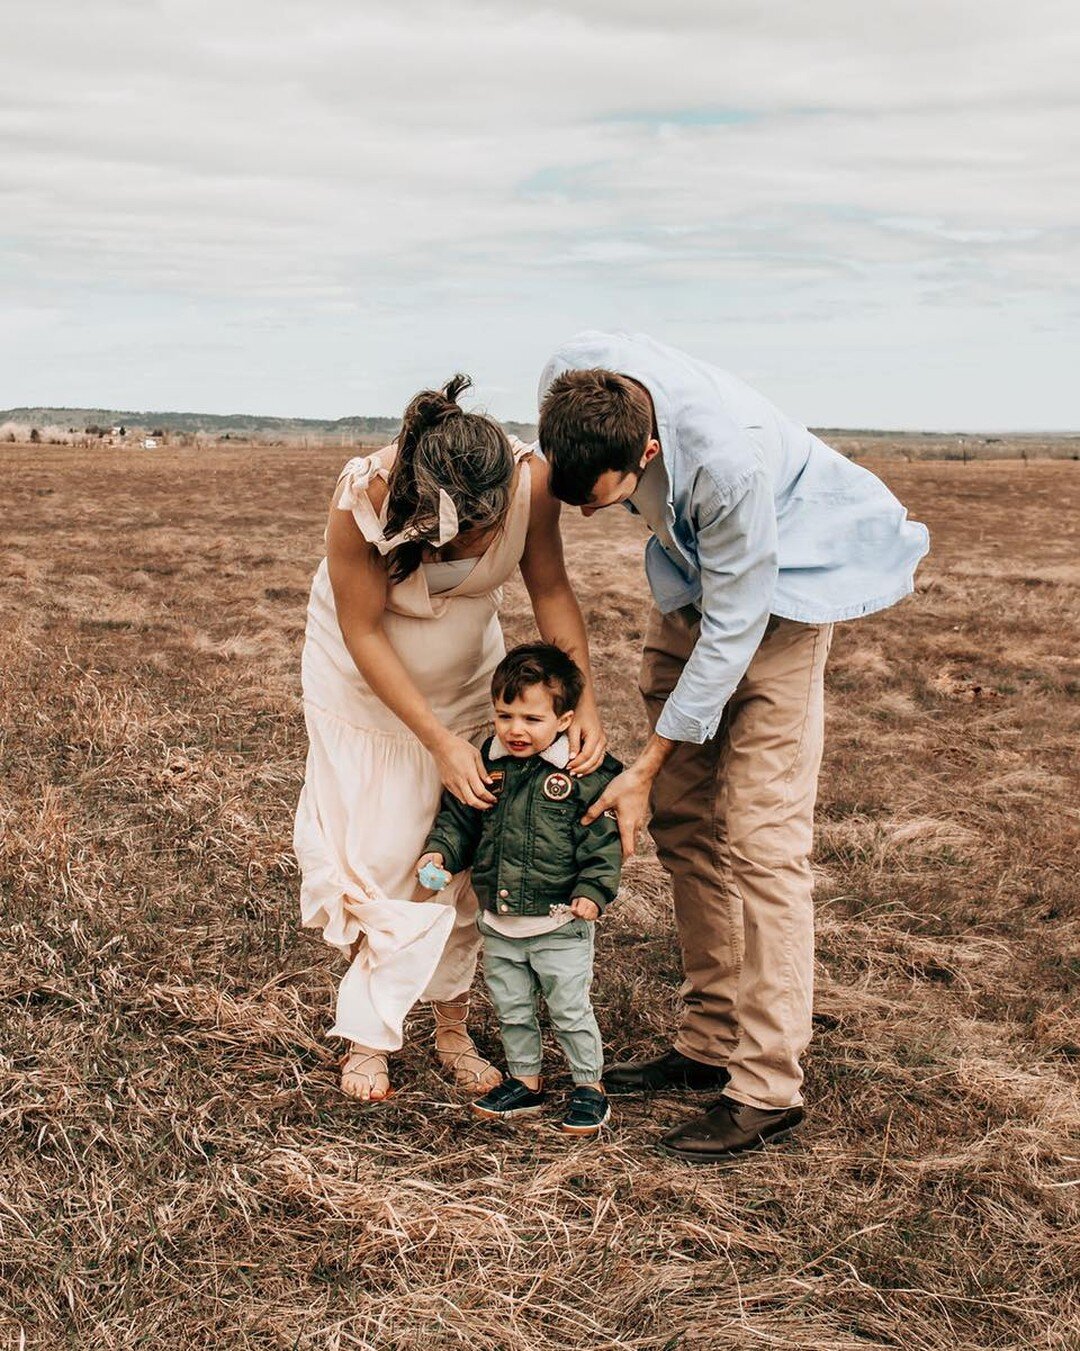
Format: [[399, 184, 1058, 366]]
[[560, 1107, 611, 1137], [471, 1103, 545, 1120], [657, 1126, 797, 1165]]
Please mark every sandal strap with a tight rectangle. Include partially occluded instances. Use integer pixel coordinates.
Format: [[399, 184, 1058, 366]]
[[438, 1046, 493, 1068], [441, 1053, 498, 1084], [342, 1050, 389, 1084], [430, 1000, 499, 1086], [431, 999, 471, 1031], [434, 1041, 498, 1084]]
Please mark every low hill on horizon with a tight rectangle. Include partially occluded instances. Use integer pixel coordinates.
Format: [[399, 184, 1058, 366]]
[[3, 407, 1077, 459], [0, 405, 540, 442]]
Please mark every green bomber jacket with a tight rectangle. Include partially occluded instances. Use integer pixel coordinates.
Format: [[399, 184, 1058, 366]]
[[423, 735, 624, 918]]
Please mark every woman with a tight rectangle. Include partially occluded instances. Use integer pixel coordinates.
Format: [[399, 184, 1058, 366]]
[[294, 375, 606, 1101]]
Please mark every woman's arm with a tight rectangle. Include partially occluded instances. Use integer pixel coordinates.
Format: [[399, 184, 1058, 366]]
[[518, 455, 608, 775], [326, 484, 496, 809]]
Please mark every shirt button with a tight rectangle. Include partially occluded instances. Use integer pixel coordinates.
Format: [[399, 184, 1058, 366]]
[[498, 888, 509, 898], [499, 903, 510, 913]]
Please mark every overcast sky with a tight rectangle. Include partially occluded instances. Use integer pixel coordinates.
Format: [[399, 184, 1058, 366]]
[[1, 0, 1077, 429]]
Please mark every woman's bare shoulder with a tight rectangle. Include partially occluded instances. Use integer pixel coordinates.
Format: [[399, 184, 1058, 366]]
[[366, 473, 389, 514], [526, 449, 558, 513]]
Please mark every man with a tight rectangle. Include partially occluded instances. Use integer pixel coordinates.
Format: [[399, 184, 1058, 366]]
[[538, 331, 929, 1163]]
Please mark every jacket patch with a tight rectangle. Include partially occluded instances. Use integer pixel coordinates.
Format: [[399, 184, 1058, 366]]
[[542, 772, 573, 802]]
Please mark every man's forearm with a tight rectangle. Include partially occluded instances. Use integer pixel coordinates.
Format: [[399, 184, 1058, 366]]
[[631, 732, 676, 780]]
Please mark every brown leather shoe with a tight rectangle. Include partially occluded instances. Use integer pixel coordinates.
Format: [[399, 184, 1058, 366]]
[[659, 1096, 804, 1164], [603, 1047, 730, 1095]]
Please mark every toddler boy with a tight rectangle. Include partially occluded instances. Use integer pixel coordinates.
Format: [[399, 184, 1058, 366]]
[[417, 643, 622, 1136]]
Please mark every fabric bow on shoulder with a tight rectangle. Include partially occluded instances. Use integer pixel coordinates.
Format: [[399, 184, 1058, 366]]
[[338, 454, 460, 554]]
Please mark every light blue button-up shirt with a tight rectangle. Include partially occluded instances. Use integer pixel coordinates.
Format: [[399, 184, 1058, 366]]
[[539, 331, 930, 745]]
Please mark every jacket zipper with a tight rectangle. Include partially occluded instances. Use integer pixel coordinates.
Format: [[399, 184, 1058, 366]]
[[521, 758, 538, 911], [491, 756, 515, 904]]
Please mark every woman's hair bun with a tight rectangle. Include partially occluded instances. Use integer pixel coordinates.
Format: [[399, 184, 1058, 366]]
[[404, 375, 471, 439], [442, 373, 471, 404]]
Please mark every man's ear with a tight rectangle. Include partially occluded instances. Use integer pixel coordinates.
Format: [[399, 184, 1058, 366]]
[[639, 438, 661, 470]]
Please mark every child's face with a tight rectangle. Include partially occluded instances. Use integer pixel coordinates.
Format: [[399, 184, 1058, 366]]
[[494, 683, 574, 757]]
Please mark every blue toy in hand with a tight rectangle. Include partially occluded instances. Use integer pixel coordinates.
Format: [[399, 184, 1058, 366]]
[[418, 860, 452, 892]]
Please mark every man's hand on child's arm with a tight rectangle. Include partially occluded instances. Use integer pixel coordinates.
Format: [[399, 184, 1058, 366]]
[[580, 732, 676, 857], [570, 897, 600, 921]]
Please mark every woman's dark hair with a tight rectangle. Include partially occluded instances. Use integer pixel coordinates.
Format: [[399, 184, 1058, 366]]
[[383, 375, 515, 582], [491, 643, 585, 716], [539, 368, 652, 505]]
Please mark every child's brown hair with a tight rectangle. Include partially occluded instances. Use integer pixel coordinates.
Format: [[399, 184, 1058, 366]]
[[491, 643, 585, 716]]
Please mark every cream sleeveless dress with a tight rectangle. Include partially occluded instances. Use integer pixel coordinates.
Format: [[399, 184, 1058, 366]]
[[293, 440, 533, 1050]]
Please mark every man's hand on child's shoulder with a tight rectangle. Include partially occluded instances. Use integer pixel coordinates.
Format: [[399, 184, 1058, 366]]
[[570, 897, 600, 921]]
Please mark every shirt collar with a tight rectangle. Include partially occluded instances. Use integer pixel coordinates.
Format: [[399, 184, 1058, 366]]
[[489, 734, 571, 769]]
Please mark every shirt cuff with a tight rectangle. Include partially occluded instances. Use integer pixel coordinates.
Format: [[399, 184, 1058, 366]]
[[655, 699, 721, 746]]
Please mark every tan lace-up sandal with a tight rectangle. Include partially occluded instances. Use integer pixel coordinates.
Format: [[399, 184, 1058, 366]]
[[340, 1045, 392, 1102], [432, 998, 503, 1094]]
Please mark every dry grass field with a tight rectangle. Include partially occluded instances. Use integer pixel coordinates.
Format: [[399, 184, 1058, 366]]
[[2, 440, 1078, 1350]]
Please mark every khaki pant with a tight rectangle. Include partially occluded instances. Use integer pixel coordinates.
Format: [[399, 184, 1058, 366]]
[[640, 607, 833, 1110]]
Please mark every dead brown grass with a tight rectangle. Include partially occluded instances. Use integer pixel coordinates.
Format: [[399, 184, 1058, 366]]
[[1, 442, 1078, 1350]]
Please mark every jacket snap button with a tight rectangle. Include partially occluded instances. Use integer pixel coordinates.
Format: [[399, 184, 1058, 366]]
[[499, 903, 510, 912], [498, 888, 509, 898]]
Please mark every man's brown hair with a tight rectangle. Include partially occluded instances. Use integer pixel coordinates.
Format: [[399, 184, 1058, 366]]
[[539, 369, 652, 505]]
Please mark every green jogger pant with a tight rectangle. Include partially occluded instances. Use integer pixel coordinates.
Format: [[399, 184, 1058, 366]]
[[479, 915, 604, 1085]]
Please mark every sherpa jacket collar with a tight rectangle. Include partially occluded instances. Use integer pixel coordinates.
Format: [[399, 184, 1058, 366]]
[[487, 734, 571, 769]]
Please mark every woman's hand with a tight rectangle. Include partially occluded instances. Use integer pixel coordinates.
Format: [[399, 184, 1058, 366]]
[[431, 733, 497, 809], [567, 696, 608, 776]]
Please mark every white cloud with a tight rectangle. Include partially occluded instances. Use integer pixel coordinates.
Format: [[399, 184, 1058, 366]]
[[0, 0, 1077, 426]]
